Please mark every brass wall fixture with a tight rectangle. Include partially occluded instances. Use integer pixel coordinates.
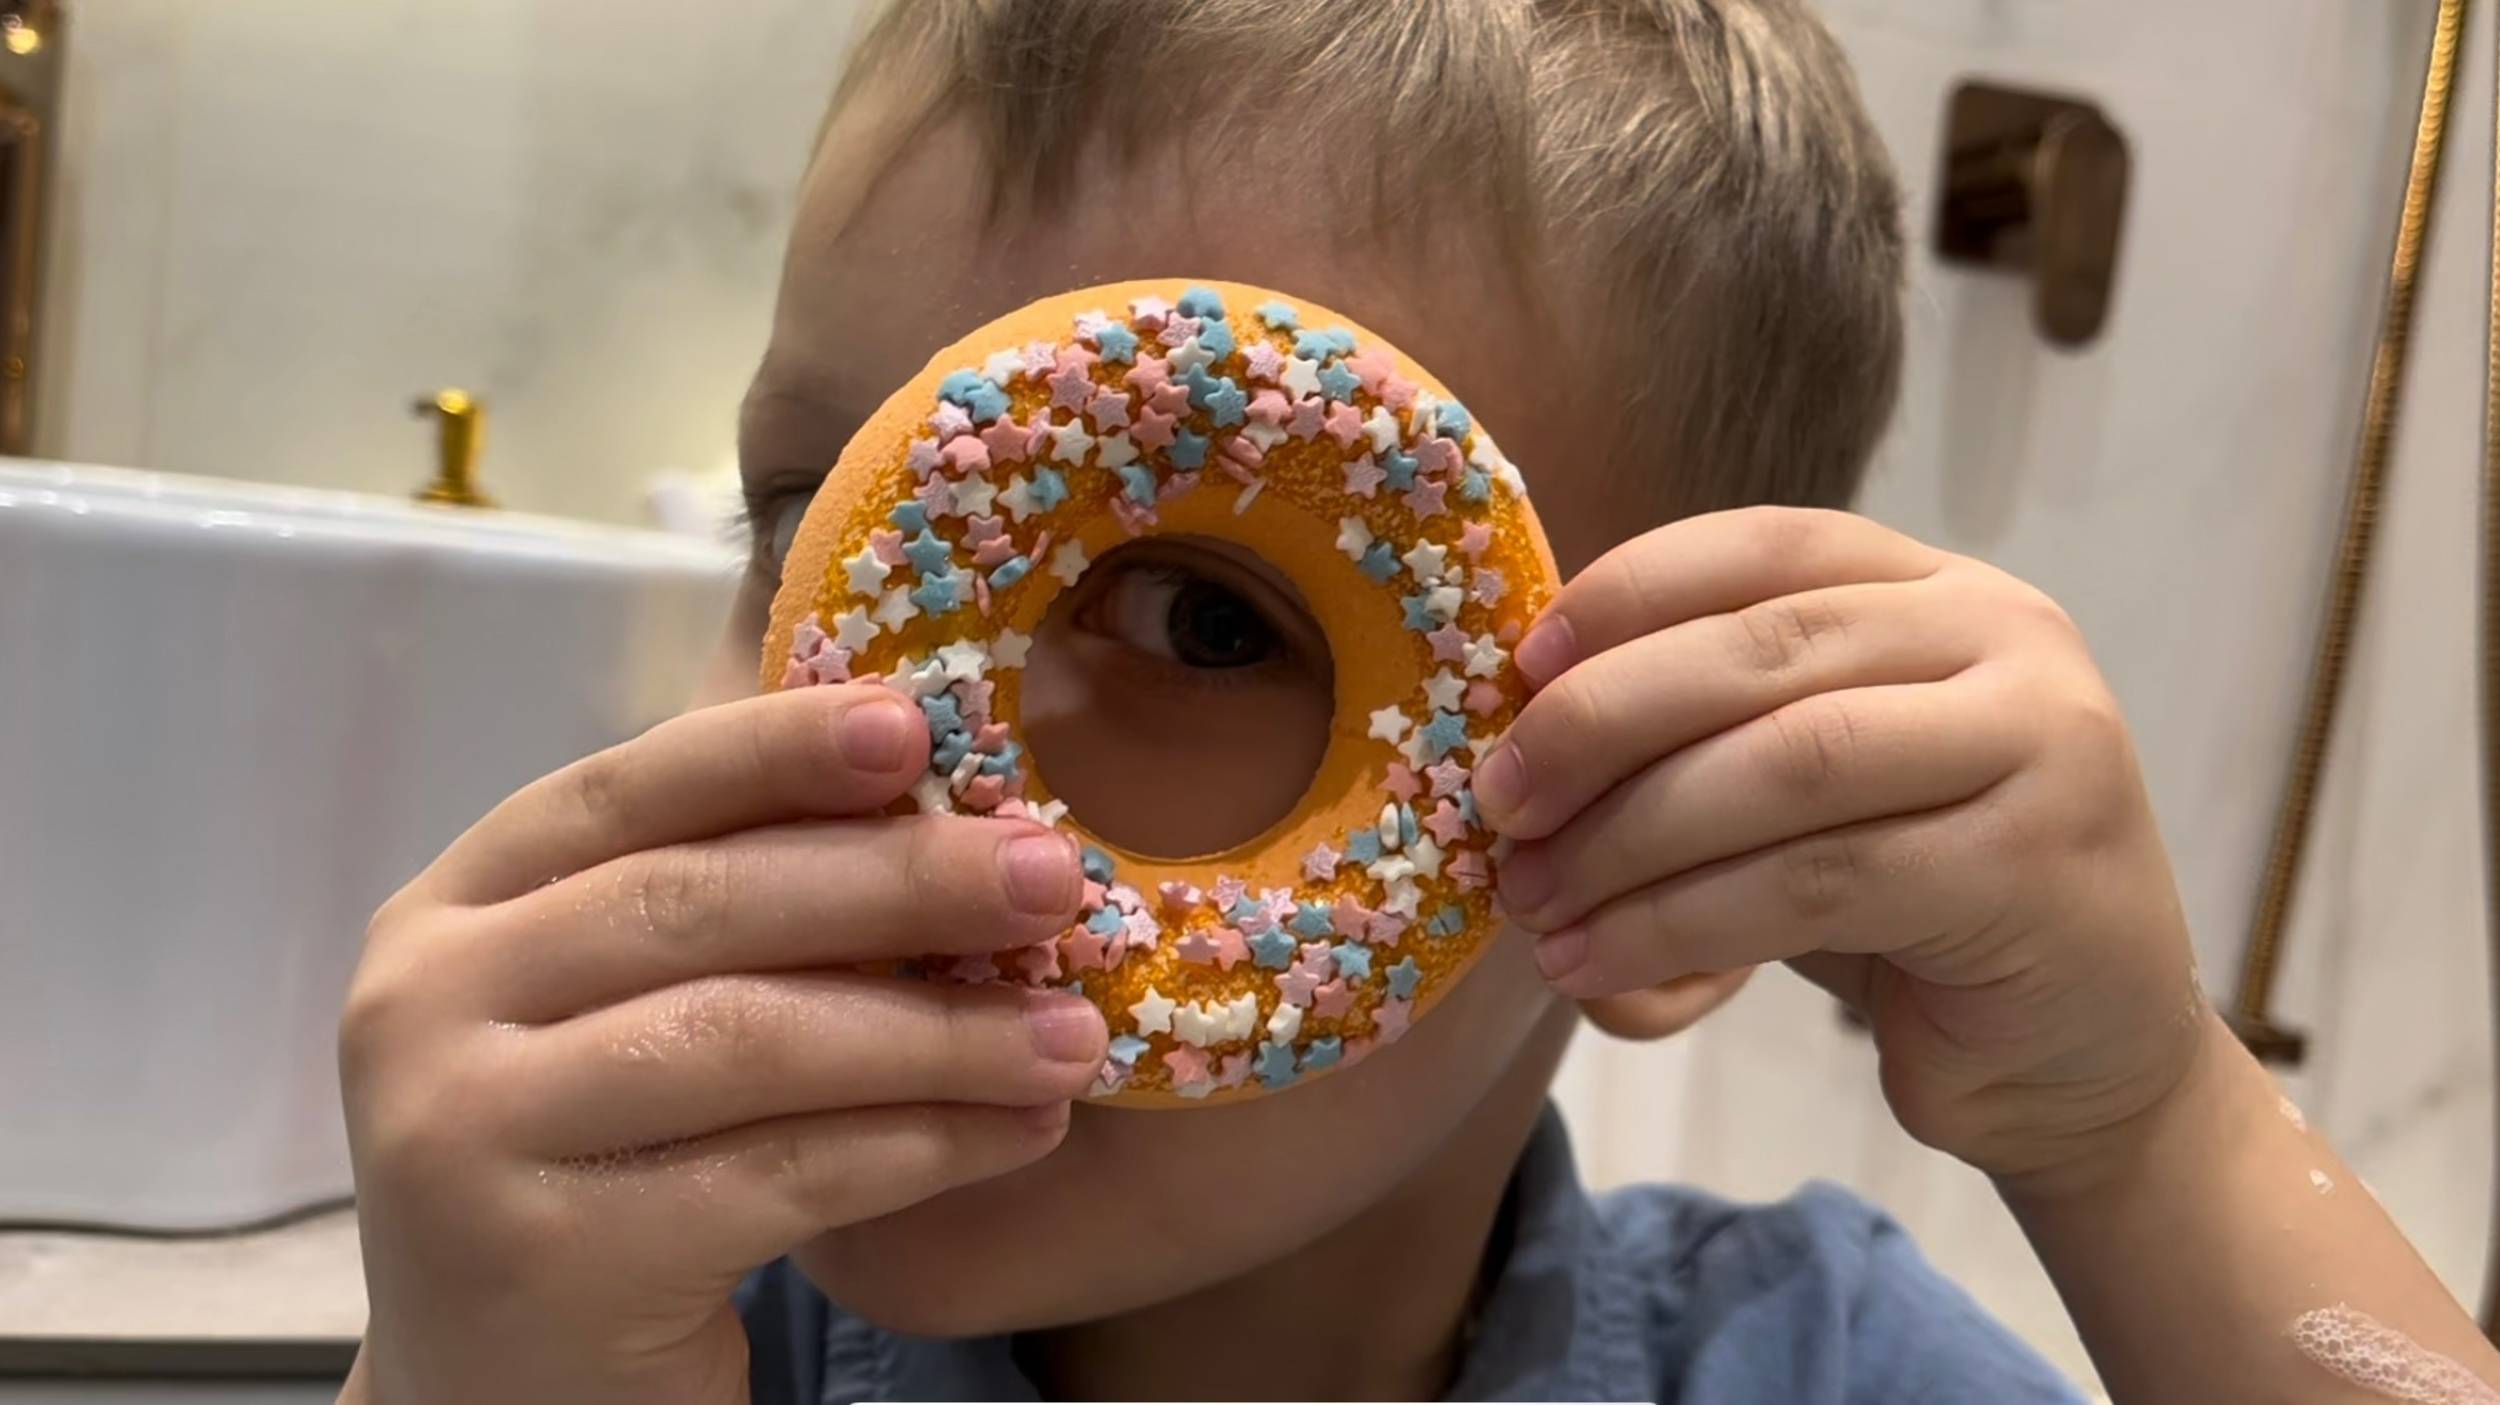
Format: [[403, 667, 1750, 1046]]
[[411, 389, 494, 508], [0, 0, 62, 455], [1933, 81, 2132, 349]]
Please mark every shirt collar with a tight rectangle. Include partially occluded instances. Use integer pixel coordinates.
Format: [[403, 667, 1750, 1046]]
[[851, 1104, 1637, 1401]]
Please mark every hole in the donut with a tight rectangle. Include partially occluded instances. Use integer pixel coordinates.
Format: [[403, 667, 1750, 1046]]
[[1022, 535, 1335, 859]]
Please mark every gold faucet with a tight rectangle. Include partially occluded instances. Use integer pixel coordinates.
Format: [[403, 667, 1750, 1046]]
[[411, 388, 494, 508]]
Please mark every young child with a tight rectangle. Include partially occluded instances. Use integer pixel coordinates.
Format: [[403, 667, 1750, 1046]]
[[336, 2, 2500, 1401]]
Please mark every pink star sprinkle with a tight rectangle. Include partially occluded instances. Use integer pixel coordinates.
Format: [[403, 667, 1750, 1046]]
[[958, 679, 995, 716], [1313, 979, 1356, 1019], [1382, 762, 1422, 803], [908, 438, 944, 478], [1262, 889, 1298, 923], [914, 474, 953, 516], [1277, 961, 1324, 1007], [1093, 1058, 1131, 1094], [1459, 521, 1493, 558], [1164, 1046, 1211, 1089], [973, 535, 1018, 567], [1086, 389, 1132, 431], [1130, 295, 1173, 327], [1331, 895, 1375, 937], [1425, 800, 1470, 846], [1157, 315, 1201, 349], [1212, 875, 1247, 908], [1019, 341, 1057, 378], [1343, 455, 1385, 498], [1426, 759, 1470, 797], [1148, 381, 1190, 417], [1131, 406, 1177, 449], [1215, 1052, 1253, 1088], [1015, 939, 1061, 984], [1121, 909, 1161, 949], [1208, 927, 1250, 971], [1127, 354, 1172, 395], [1175, 929, 1222, 965], [1287, 397, 1326, 440], [1414, 439, 1460, 476], [1081, 879, 1107, 910], [1373, 997, 1413, 1042], [1302, 842, 1341, 882], [974, 721, 1012, 751], [1464, 679, 1504, 716], [1053, 342, 1098, 375], [1246, 343, 1284, 381], [779, 659, 811, 689], [1159, 880, 1204, 913], [1427, 622, 1470, 664], [1449, 850, 1490, 891], [1048, 361, 1094, 411], [1247, 388, 1291, 425], [1341, 1035, 1377, 1067], [1402, 477, 1448, 519], [929, 402, 973, 440], [959, 773, 1007, 811], [1106, 884, 1143, 914], [1367, 912, 1410, 945], [868, 529, 907, 566], [946, 953, 1000, 984], [1160, 471, 1202, 501], [1346, 347, 1394, 393], [1379, 375, 1419, 410], [980, 416, 1032, 464], [961, 514, 1005, 548], [941, 436, 990, 476], [1323, 403, 1364, 447], [1471, 568, 1508, 606]]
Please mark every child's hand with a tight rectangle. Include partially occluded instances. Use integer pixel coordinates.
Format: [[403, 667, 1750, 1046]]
[[1478, 507, 2202, 1185], [337, 685, 1102, 1405]]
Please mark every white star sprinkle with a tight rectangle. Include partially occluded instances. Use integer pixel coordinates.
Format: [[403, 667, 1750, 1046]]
[[1223, 993, 1260, 1041], [1367, 706, 1410, 743], [1168, 336, 1215, 376], [1362, 406, 1401, 453], [1407, 835, 1445, 880], [1241, 419, 1287, 452], [1095, 432, 1139, 470], [982, 348, 1024, 384], [1173, 1001, 1220, 1047], [871, 585, 920, 634], [1049, 538, 1091, 586], [1030, 798, 1071, 828], [1398, 730, 1434, 769], [843, 548, 891, 598], [1129, 986, 1176, 1035], [998, 473, 1041, 522], [1367, 853, 1417, 884], [948, 474, 996, 517], [991, 629, 1032, 669], [1463, 633, 1508, 678], [1422, 669, 1466, 712], [1266, 1001, 1304, 1044], [901, 657, 953, 700], [1401, 540, 1449, 581], [1048, 417, 1095, 465], [936, 640, 990, 682], [1382, 876, 1422, 918], [1406, 390, 1441, 437], [1335, 516, 1374, 562], [909, 772, 955, 814], [1280, 356, 1322, 399], [831, 606, 880, 653], [1427, 585, 1464, 622]]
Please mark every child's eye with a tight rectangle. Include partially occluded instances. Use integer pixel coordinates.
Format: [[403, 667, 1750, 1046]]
[[1086, 564, 1280, 670]]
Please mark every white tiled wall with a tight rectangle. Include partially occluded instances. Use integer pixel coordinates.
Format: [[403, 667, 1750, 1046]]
[[31, 0, 2497, 1391]]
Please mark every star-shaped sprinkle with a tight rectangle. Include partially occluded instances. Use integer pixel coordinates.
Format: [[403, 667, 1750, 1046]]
[[1130, 294, 1173, 325], [1085, 388, 1131, 431], [1266, 1001, 1304, 1044], [831, 606, 880, 652], [914, 473, 953, 517], [1332, 516, 1375, 563], [871, 585, 920, 633], [1096, 432, 1139, 470], [901, 528, 952, 576], [1418, 710, 1468, 759], [1047, 358, 1095, 411], [909, 570, 964, 616], [1427, 755, 1472, 795], [996, 474, 1040, 521], [982, 348, 1025, 384], [1331, 894, 1375, 937], [1208, 926, 1250, 971], [1362, 406, 1401, 452], [908, 771, 955, 814], [1459, 520, 1493, 558], [1301, 843, 1340, 881], [1382, 762, 1422, 803], [1203, 377, 1248, 426], [1384, 957, 1423, 999], [1464, 679, 1504, 715], [1255, 298, 1299, 329], [1048, 418, 1095, 465], [1129, 986, 1176, 1035], [1412, 671, 1460, 714], [907, 439, 943, 479], [1339, 454, 1385, 499], [1248, 927, 1296, 969], [990, 629, 1032, 669], [1382, 877, 1423, 918], [1403, 477, 1448, 520], [936, 640, 990, 682], [1323, 403, 1364, 447], [1276, 959, 1325, 1007], [942, 436, 991, 476], [1425, 800, 1470, 846], [866, 528, 908, 567], [1048, 538, 1090, 585], [1254, 1040, 1299, 1087], [929, 401, 973, 439], [1308, 980, 1352, 1020], [949, 474, 996, 518], [1330, 942, 1374, 983], [1127, 353, 1172, 396], [1175, 929, 1221, 965], [1168, 335, 1215, 376], [1107, 1034, 1150, 1066], [1246, 342, 1284, 382], [1463, 633, 1508, 678], [1402, 540, 1449, 580], [1426, 621, 1469, 663], [1279, 356, 1322, 399], [1165, 1046, 1213, 1095], [1121, 909, 1160, 950], [1014, 939, 1061, 984], [1373, 997, 1413, 1042], [1287, 397, 1327, 440], [1131, 404, 1176, 447], [1094, 322, 1139, 363], [1316, 360, 1362, 401], [1367, 706, 1411, 743]]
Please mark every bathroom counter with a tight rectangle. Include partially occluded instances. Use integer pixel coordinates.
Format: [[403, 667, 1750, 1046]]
[[0, 1211, 361, 1378]]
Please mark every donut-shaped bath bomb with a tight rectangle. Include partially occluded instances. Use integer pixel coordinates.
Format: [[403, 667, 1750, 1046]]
[[765, 280, 1558, 1104]]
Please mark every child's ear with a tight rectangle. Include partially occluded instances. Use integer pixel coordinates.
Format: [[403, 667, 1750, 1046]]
[[1575, 967, 1755, 1041]]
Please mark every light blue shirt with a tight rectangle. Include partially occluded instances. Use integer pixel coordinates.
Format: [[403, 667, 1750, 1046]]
[[738, 1106, 2085, 1402]]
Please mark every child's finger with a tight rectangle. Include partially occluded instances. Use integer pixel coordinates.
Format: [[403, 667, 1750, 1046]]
[[548, 1101, 1070, 1284], [1474, 575, 1985, 839], [1514, 506, 1943, 687], [452, 815, 1081, 1021], [1497, 675, 2028, 933], [1524, 799, 2019, 999], [505, 973, 1105, 1155], [425, 685, 930, 904]]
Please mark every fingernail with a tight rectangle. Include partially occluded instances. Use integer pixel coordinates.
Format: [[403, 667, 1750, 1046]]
[[839, 697, 915, 771], [1474, 740, 1528, 826], [1513, 615, 1579, 687], [1023, 993, 1106, 1064], [1001, 831, 1079, 915], [1533, 927, 1590, 982], [1497, 843, 1557, 919]]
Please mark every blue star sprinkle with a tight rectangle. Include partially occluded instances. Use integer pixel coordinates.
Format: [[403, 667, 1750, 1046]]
[[1255, 299, 1299, 329], [889, 500, 929, 533], [931, 730, 972, 773], [965, 381, 1010, 422], [1086, 905, 1126, 935], [1028, 466, 1070, 511], [1198, 318, 1236, 362], [1458, 468, 1492, 503], [1169, 428, 1210, 470], [1301, 1036, 1343, 1072], [1118, 464, 1158, 506], [1081, 846, 1115, 883], [1418, 711, 1469, 760], [1291, 902, 1335, 938], [1179, 286, 1227, 319], [1316, 361, 1361, 402], [1094, 322, 1140, 364], [977, 741, 1023, 776], [919, 692, 963, 735], [1386, 956, 1423, 998], [1358, 542, 1398, 582], [1434, 400, 1472, 439], [1254, 1040, 1300, 1087], [1346, 829, 1384, 864], [1381, 450, 1419, 492], [908, 570, 963, 616], [937, 369, 986, 405], [1293, 329, 1338, 361], [1330, 942, 1373, 982], [1203, 377, 1249, 427], [1108, 1034, 1151, 1065], [1401, 593, 1440, 632], [1249, 928, 1297, 969], [902, 528, 954, 576]]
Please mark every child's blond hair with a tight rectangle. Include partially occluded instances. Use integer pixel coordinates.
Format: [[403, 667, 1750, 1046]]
[[828, 0, 1904, 517]]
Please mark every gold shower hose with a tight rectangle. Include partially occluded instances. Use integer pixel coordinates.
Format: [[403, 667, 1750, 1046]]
[[2224, 0, 2500, 1342]]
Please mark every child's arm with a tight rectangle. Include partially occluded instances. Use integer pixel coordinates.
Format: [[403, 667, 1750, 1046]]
[[2006, 1011, 2496, 1403], [1478, 507, 2499, 1402]]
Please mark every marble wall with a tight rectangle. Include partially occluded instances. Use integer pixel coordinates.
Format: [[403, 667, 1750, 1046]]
[[33, 0, 2497, 1390]]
